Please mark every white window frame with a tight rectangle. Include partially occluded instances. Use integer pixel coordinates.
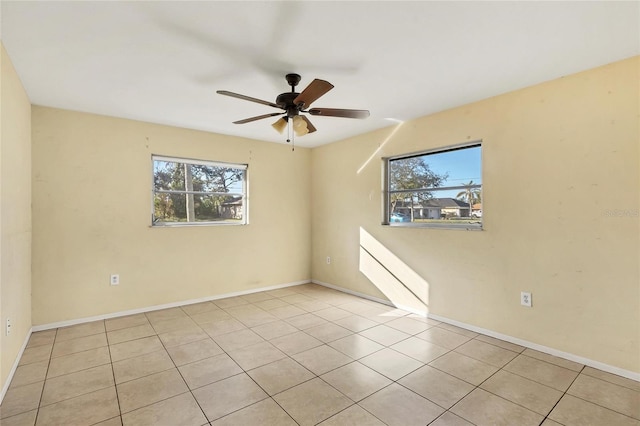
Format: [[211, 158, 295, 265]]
[[151, 155, 248, 227], [383, 142, 482, 230]]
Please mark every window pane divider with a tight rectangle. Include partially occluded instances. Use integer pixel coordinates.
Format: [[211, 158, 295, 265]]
[[389, 184, 481, 194]]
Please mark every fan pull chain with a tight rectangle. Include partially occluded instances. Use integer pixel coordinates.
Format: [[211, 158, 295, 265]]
[[286, 118, 295, 151]]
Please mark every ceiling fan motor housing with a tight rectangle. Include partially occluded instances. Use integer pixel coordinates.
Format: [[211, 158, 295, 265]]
[[276, 92, 301, 117]]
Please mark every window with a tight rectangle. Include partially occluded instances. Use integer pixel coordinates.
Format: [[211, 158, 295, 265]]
[[384, 143, 482, 229], [152, 155, 247, 226]]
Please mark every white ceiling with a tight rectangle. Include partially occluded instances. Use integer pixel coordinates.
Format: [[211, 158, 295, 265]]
[[1, 1, 638, 148]]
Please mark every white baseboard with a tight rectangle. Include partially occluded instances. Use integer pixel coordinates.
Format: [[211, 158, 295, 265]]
[[313, 280, 640, 383], [1, 327, 33, 403], [32, 279, 310, 332], [28, 277, 640, 382], [311, 279, 394, 307], [426, 313, 640, 382], [312, 279, 431, 317]]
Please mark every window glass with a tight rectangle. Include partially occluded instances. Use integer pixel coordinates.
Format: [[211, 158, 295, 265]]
[[152, 156, 247, 226], [386, 144, 482, 228]]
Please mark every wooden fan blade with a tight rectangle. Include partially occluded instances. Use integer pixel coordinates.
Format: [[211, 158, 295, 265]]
[[233, 112, 283, 124], [300, 115, 317, 134], [293, 79, 334, 108], [308, 108, 370, 119], [217, 90, 281, 109]]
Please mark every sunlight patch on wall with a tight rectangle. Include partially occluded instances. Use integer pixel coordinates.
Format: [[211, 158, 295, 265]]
[[359, 227, 429, 314], [356, 121, 404, 175]]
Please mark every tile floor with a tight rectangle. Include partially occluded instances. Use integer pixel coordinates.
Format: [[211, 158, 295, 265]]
[[2, 283, 639, 425]]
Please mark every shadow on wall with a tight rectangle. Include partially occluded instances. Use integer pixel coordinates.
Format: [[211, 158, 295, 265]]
[[359, 227, 429, 314]]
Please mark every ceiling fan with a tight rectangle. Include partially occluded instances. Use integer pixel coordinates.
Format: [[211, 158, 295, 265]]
[[217, 73, 370, 141]]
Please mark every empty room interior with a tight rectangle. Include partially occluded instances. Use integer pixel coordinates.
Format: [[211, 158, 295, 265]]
[[1, 2, 639, 425]]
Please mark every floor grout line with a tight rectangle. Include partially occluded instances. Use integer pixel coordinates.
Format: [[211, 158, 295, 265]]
[[4, 285, 639, 426]]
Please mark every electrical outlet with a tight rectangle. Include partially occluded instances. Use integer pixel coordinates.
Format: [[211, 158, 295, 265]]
[[326, 256, 331, 265], [110, 274, 120, 286], [521, 292, 532, 307], [6, 318, 11, 336]]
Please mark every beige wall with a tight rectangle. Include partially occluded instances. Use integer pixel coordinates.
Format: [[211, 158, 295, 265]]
[[311, 57, 640, 373], [13, 53, 640, 382], [31, 108, 311, 325], [1, 45, 33, 389]]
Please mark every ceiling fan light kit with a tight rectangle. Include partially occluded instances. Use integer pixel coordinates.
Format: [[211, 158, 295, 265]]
[[217, 73, 370, 148], [292, 115, 310, 136], [271, 117, 288, 134]]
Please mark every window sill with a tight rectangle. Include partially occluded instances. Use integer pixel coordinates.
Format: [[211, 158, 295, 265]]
[[383, 222, 482, 230], [151, 221, 247, 228]]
